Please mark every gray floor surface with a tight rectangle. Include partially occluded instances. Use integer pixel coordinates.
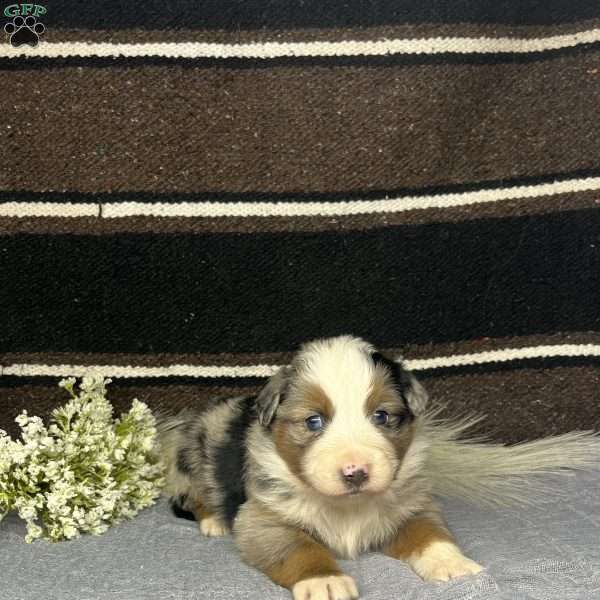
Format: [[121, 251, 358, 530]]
[[2, 472, 600, 599]]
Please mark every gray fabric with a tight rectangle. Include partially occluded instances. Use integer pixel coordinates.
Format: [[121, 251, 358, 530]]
[[2, 473, 600, 599]]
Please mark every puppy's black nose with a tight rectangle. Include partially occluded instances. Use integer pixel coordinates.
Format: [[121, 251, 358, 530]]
[[342, 466, 369, 489]]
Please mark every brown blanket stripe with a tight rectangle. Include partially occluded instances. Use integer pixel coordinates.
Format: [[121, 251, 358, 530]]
[[2, 2, 599, 443], [3, 169, 600, 202], [3, 56, 600, 193], [1, 365, 599, 443]]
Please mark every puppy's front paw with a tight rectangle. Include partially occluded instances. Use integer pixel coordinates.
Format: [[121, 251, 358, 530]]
[[199, 515, 229, 537], [292, 575, 359, 600], [411, 541, 483, 582]]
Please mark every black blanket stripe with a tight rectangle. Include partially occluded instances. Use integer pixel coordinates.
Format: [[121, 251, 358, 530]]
[[2, 208, 599, 354], [42, 1, 600, 30]]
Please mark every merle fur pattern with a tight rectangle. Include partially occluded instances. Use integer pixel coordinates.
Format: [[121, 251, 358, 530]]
[[160, 395, 257, 527]]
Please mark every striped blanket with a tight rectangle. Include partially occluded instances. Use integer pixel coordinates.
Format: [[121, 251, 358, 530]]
[[1, 1, 599, 442]]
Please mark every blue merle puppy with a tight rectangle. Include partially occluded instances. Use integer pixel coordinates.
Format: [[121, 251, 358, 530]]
[[159, 334, 599, 600]]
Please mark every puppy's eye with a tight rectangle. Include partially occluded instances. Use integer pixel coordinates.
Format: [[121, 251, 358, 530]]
[[371, 410, 389, 426], [305, 415, 324, 432]]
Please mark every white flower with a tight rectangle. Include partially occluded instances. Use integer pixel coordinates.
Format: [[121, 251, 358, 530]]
[[15, 411, 30, 427], [17, 503, 37, 520], [3, 377, 164, 542], [63, 524, 80, 539], [58, 377, 76, 390], [24, 523, 43, 543], [11, 447, 28, 465]]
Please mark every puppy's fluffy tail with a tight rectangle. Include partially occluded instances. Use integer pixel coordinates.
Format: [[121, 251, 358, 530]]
[[423, 411, 600, 507]]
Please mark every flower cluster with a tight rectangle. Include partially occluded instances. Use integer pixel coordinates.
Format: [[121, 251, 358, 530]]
[[0, 376, 164, 542]]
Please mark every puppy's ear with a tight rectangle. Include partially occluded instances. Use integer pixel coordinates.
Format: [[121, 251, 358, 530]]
[[256, 366, 293, 426], [402, 371, 428, 416], [371, 352, 428, 416]]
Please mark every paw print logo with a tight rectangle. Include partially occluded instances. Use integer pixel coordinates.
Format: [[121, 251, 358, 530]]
[[4, 15, 45, 47]]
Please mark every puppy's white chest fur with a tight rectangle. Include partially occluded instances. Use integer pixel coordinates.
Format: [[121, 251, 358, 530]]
[[289, 493, 395, 558]]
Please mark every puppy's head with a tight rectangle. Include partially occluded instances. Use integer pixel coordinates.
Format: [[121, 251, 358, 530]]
[[256, 335, 427, 497]]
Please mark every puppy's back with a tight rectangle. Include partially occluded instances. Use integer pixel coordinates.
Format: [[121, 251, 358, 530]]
[[158, 395, 257, 525]]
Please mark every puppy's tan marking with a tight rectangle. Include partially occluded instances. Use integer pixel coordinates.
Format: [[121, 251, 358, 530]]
[[235, 500, 352, 594], [190, 499, 212, 521], [265, 537, 342, 589], [199, 515, 230, 537], [290, 382, 335, 421], [386, 515, 482, 581], [386, 516, 453, 560], [190, 500, 229, 537], [389, 421, 416, 461], [365, 368, 416, 461], [272, 383, 334, 481], [272, 420, 306, 480]]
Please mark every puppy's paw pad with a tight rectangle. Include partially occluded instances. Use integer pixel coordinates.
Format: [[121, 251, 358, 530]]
[[199, 515, 229, 537], [412, 542, 483, 582], [292, 575, 358, 600]]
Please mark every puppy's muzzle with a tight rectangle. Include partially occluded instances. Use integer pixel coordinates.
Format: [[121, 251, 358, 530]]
[[342, 464, 369, 491]]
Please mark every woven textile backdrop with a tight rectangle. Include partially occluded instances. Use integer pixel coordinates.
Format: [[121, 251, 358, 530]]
[[1, 1, 600, 442]]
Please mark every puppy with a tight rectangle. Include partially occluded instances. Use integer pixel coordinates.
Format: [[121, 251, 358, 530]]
[[159, 335, 600, 600]]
